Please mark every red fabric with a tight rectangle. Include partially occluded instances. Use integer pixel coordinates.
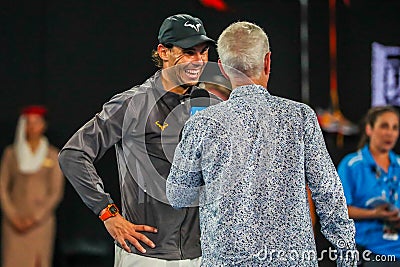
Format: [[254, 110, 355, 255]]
[[21, 105, 47, 116], [200, 0, 228, 12]]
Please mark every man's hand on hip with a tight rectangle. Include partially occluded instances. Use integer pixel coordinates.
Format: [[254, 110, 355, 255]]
[[104, 214, 157, 253]]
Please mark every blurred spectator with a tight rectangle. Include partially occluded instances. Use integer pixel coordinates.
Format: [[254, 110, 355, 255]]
[[338, 106, 400, 266], [0, 105, 64, 267]]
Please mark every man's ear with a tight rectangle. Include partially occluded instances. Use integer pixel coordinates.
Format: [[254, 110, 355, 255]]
[[264, 52, 271, 75], [218, 59, 230, 81], [157, 44, 169, 61]]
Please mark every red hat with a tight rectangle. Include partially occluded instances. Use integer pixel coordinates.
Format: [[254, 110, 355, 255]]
[[21, 105, 47, 116]]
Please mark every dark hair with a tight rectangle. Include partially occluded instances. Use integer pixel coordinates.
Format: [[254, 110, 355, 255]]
[[151, 43, 173, 68], [357, 106, 400, 149]]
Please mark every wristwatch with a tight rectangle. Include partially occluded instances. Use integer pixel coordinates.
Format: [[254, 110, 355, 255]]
[[99, 204, 119, 221]]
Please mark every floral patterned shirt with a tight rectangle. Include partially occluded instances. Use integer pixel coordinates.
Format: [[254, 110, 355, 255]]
[[167, 84, 357, 266]]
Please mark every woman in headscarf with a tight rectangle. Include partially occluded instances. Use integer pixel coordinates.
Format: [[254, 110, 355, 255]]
[[0, 105, 64, 267]]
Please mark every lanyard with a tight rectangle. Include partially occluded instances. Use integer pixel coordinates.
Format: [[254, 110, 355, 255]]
[[374, 165, 400, 207]]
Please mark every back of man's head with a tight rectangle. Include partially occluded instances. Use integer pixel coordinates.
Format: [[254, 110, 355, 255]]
[[217, 22, 270, 80]]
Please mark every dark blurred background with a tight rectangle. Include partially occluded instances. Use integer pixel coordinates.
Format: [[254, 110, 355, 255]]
[[1, 0, 400, 266]]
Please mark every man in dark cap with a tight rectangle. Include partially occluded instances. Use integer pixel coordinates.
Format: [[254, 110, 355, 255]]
[[58, 14, 215, 266]]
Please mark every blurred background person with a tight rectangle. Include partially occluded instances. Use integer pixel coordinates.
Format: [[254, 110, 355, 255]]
[[0, 105, 64, 267], [338, 106, 400, 266]]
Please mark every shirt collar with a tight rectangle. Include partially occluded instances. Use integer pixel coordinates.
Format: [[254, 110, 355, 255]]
[[389, 150, 399, 167], [361, 144, 399, 168], [229, 84, 270, 99], [153, 70, 192, 101]]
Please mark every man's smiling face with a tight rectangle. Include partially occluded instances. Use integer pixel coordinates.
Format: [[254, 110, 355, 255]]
[[163, 43, 209, 88]]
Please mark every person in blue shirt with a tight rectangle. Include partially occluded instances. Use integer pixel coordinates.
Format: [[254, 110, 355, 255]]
[[338, 106, 400, 266]]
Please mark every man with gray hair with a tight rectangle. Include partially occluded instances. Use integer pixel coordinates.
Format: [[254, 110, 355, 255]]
[[167, 21, 357, 266]]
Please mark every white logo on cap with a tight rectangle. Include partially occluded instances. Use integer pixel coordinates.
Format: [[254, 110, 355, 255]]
[[184, 21, 202, 32]]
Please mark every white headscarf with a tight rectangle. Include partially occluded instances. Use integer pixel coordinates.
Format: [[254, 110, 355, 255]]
[[14, 116, 49, 174]]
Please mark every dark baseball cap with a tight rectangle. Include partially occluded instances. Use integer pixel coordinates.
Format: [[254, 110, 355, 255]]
[[158, 14, 215, 49]]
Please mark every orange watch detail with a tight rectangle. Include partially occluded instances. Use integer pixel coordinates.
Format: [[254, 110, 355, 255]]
[[99, 204, 119, 221]]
